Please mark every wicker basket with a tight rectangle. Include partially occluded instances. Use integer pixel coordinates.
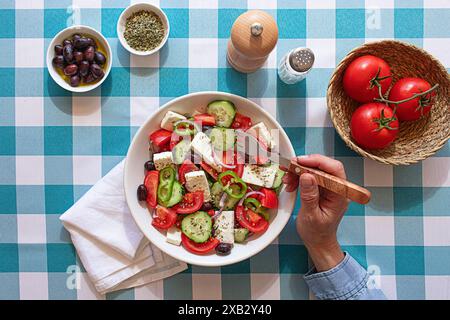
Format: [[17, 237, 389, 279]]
[[327, 40, 450, 165]]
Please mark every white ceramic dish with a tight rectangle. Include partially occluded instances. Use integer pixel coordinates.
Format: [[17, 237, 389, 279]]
[[124, 92, 296, 267], [46, 25, 112, 93], [117, 2, 170, 56]]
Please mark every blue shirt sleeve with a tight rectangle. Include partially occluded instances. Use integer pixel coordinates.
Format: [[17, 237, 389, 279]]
[[303, 252, 387, 300]]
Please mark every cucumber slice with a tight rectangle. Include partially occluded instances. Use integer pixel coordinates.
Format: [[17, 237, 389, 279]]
[[172, 140, 191, 164], [209, 128, 236, 151], [181, 211, 213, 243], [234, 228, 249, 243], [207, 100, 236, 127], [272, 167, 286, 189], [159, 181, 184, 207]]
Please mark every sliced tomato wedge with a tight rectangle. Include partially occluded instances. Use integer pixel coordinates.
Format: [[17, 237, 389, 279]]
[[200, 162, 218, 180], [173, 191, 204, 214], [169, 133, 182, 151], [235, 205, 269, 233], [231, 113, 252, 131], [181, 233, 219, 255], [194, 113, 216, 126], [144, 170, 159, 208], [178, 159, 199, 184], [149, 129, 172, 148], [151, 206, 177, 230], [221, 151, 244, 178], [259, 188, 278, 209]]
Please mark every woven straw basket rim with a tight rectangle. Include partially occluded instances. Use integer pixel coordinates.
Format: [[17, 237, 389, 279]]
[[327, 40, 450, 165]]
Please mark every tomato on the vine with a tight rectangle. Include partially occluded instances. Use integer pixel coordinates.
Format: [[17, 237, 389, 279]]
[[388, 78, 435, 121], [350, 103, 399, 149], [343, 55, 392, 103]]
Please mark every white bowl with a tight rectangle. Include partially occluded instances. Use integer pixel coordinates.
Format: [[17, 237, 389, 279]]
[[117, 2, 170, 56], [124, 92, 296, 267], [46, 25, 112, 93]]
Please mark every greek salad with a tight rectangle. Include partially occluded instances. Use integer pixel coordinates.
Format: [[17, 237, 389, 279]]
[[136, 100, 286, 256]]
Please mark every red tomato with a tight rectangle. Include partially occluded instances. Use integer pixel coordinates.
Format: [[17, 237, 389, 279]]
[[194, 113, 216, 126], [259, 188, 278, 209], [173, 192, 204, 214], [388, 78, 435, 121], [144, 171, 159, 208], [343, 55, 392, 103], [200, 162, 218, 180], [351, 103, 399, 149], [207, 210, 215, 217], [178, 159, 199, 184], [221, 151, 244, 178], [149, 129, 172, 147], [151, 206, 177, 230], [181, 233, 219, 255], [169, 133, 182, 150], [231, 113, 252, 130], [235, 206, 269, 234]]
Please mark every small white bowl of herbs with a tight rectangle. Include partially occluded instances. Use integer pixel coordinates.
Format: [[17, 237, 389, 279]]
[[117, 2, 170, 56]]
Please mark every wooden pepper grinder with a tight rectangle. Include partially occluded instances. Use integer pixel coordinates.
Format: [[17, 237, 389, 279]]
[[227, 10, 278, 73]]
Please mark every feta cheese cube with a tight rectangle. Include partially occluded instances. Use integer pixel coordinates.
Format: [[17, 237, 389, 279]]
[[214, 211, 234, 244], [153, 151, 174, 171], [247, 122, 276, 149], [160, 111, 187, 131], [185, 170, 211, 202], [191, 132, 222, 172], [166, 226, 182, 246], [242, 164, 278, 188]]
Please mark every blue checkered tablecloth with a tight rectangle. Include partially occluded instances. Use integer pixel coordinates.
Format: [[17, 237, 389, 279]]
[[0, 0, 449, 300]]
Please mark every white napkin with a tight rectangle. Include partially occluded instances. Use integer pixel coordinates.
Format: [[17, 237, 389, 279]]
[[60, 160, 187, 295]]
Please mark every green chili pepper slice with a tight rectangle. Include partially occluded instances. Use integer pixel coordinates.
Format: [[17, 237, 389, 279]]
[[157, 167, 175, 202], [244, 197, 261, 212], [174, 121, 196, 136], [218, 170, 247, 199]]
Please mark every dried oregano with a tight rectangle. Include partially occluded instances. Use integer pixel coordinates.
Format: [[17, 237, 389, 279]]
[[124, 10, 165, 51]]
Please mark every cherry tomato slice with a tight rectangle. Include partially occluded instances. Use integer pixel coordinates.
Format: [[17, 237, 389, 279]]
[[144, 170, 159, 208], [193, 113, 216, 126], [149, 129, 172, 147], [178, 159, 199, 184], [181, 233, 219, 255], [231, 113, 252, 131], [200, 162, 218, 180], [173, 191, 204, 214], [235, 206, 269, 234], [259, 188, 278, 209], [151, 206, 177, 230]]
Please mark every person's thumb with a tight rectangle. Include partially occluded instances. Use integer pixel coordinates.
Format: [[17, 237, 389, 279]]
[[299, 173, 320, 212]]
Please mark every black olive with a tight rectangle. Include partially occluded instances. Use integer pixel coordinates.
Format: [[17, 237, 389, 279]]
[[90, 63, 104, 79], [63, 39, 72, 46], [54, 44, 63, 55], [94, 51, 106, 65], [83, 72, 95, 83], [74, 37, 91, 50], [201, 202, 213, 211], [215, 243, 232, 255], [137, 184, 148, 201], [63, 64, 78, 76], [73, 51, 84, 64], [144, 160, 156, 171], [79, 60, 90, 77], [52, 55, 65, 69], [72, 34, 81, 42], [84, 46, 95, 62], [70, 75, 80, 87], [63, 44, 74, 63]]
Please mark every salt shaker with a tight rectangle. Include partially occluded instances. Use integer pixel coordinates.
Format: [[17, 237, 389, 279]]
[[278, 48, 315, 84], [227, 10, 278, 73]]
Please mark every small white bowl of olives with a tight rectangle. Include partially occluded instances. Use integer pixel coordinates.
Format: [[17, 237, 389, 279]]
[[46, 25, 112, 93]]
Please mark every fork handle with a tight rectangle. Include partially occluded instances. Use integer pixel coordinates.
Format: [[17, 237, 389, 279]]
[[288, 160, 371, 205]]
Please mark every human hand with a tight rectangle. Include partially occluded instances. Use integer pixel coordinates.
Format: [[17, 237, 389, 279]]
[[282, 154, 349, 272]]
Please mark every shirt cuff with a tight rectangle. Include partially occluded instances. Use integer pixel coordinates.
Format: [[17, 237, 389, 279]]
[[303, 252, 369, 300]]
